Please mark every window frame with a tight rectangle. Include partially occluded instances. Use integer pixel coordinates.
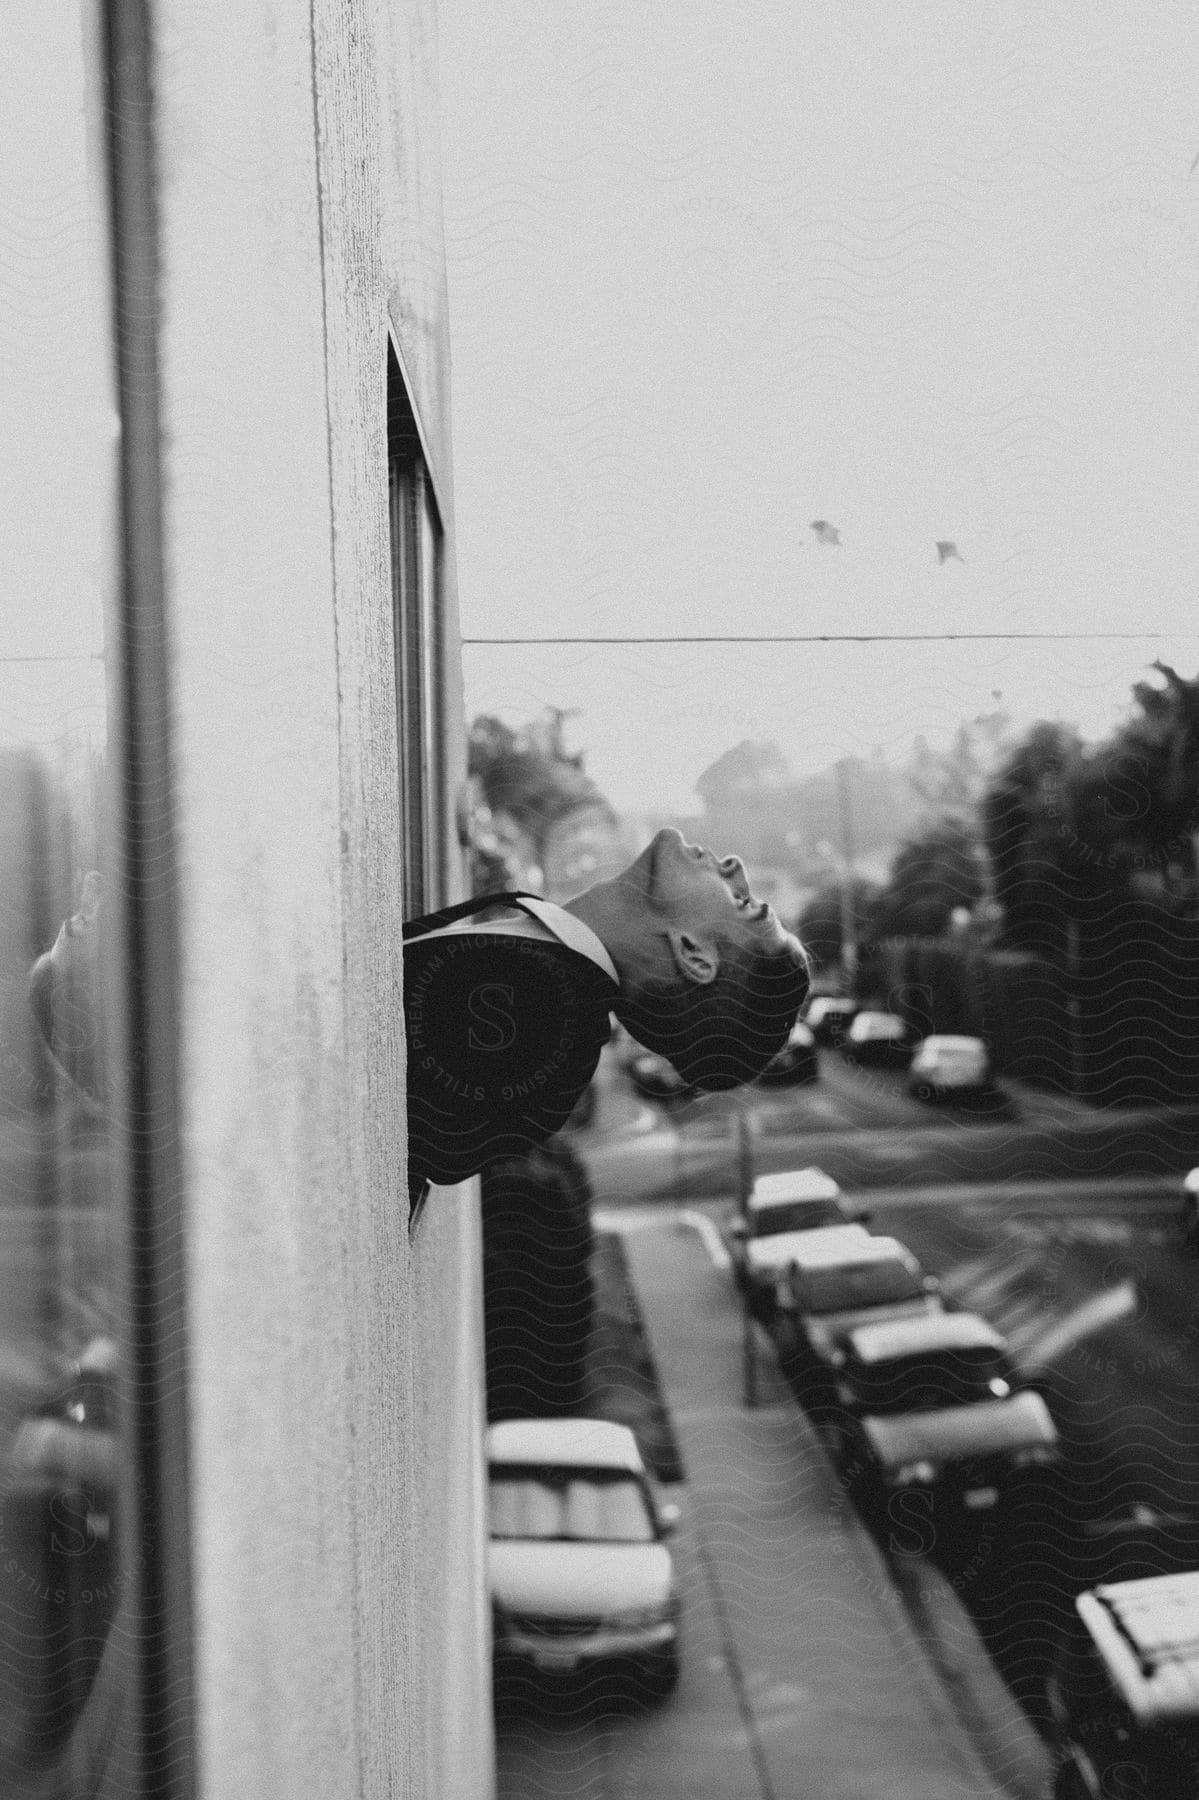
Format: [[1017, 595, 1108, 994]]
[[387, 340, 447, 923], [101, 3, 195, 1794], [388, 338, 450, 1227]]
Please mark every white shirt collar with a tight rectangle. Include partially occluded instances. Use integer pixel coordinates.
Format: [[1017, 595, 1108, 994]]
[[509, 896, 620, 986]]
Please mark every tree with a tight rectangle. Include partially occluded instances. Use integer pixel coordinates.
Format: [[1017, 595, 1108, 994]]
[[872, 818, 985, 941], [1067, 663, 1199, 897], [687, 743, 921, 877], [981, 665, 1199, 951], [469, 713, 604, 843], [905, 706, 1015, 818], [694, 739, 792, 812], [981, 720, 1085, 958], [796, 877, 883, 972]]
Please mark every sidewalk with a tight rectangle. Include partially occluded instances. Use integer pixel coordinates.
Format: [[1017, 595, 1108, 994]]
[[615, 1214, 1052, 1800]]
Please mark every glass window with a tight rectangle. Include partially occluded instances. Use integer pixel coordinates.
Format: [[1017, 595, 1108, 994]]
[[0, 6, 124, 1784], [388, 347, 446, 921], [800, 1260, 925, 1314], [390, 349, 449, 1222], [489, 1470, 655, 1544], [852, 1349, 1011, 1414], [750, 1200, 842, 1237]]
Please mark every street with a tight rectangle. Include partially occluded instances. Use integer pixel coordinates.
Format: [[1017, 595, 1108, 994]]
[[495, 1050, 1199, 1796]]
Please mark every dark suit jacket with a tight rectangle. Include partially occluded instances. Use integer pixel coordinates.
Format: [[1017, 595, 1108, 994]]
[[403, 893, 619, 1185]]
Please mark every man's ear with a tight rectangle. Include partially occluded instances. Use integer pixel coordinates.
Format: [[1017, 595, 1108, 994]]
[[666, 928, 719, 986]]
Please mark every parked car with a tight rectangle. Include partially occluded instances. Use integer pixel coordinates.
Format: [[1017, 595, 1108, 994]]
[[727, 1167, 868, 1317], [1047, 1569, 1199, 1799], [739, 1166, 861, 1237], [1180, 1167, 1199, 1248], [488, 1418, 681, 1698], [908, 1033, 992, 1101], [782, 1233, 943, 1404], [805, 995, 859, 1047], [757, 1019, 819, 1085], [824, 1311, 1060, 1529], [627, 1050, 691, 1101], [833, 1310, 1019, 1414], [841, 1009, 917, 1069]]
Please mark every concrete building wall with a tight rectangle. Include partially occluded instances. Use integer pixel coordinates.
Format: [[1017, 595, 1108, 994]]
[[152, 2, 489, 1795]]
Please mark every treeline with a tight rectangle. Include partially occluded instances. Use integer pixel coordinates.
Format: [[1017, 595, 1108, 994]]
[[464, 709, 620, 894], [800, 664, 1199, 1106]]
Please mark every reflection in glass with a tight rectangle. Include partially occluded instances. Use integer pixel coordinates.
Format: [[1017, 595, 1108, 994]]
[[0, 4, 124, 1789]]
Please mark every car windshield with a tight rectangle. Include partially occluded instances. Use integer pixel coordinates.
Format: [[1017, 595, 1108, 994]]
[[800, 1261, 924, 1313], [489, 1468, 655, 1544], [750, 1200, 843, 1236], [849, 1347, 1011, 1413]]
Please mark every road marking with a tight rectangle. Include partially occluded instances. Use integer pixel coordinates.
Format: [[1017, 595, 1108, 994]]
[[679, 1208, 731, 1269], [1021, 1281, 1139, 1366], [593, 1202, 734, 1271], [593, 1205, 679, 1233]]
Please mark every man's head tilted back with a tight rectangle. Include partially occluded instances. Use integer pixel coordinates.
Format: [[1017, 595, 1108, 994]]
[[566, 827, 811, 1091]]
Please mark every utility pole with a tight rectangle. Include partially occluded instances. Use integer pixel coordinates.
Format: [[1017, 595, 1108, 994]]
[[1065, 915, 1085, 1098], [735, 1097, 759, 1407], [835, 757, 858, 993]]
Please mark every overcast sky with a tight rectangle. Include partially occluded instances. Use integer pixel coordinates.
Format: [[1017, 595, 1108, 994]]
[[438, 4, 1199, 811]]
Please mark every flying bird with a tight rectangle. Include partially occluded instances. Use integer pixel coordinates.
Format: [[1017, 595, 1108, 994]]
[[936, 540, 964, 564], [810, 520, 842, 546], [1190, 151, 1199, 176]]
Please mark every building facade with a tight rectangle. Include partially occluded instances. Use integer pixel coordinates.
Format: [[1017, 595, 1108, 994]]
[[0, 3, 491, 1795]]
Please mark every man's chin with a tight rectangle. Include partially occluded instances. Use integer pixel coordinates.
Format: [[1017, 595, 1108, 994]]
[[624, 827, 669, 898]]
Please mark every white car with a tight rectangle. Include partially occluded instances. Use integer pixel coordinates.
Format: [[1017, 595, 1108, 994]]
[[805, 995, 859, 1045], [1181, 1167, 1199, 1247], [742, 1223, 874, 1323], [726, 1167, 869, 1322], [488, 1418, 681, 1697], [908, 1034, 992, 1100], [783, 1233, 944, 1401], [843, 1010, 916, 1068]]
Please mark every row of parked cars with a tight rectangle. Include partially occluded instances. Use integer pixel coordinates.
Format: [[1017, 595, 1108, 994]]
[[622, 998, 995, 1103], [727, 1166, 1060, 1532], [807, 995, 995, 1100], [728, 1163, 1199, 1797]]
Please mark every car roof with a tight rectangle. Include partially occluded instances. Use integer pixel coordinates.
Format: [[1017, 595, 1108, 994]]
[[915, 1034, 986, 1053], [789, 1230, 912, 1271], [745, 1224, 871, 1268], [1078, 1571, 1199, 1724], [486, 1417, 645, 1474], [850, 1011, 906, 1034], [847, 1311, 1005, 1363], [808, 995, 856, 1013], [748, 1166, 841, 1209]]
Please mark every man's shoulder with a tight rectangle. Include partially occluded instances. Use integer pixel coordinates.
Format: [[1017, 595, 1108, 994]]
[[405, 939, 616, 1049], [403, 927, 612, 1184], [404, 919, 617, 997]]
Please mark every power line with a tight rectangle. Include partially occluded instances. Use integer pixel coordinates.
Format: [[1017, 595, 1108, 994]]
[[463, 632, 1186, 645]]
